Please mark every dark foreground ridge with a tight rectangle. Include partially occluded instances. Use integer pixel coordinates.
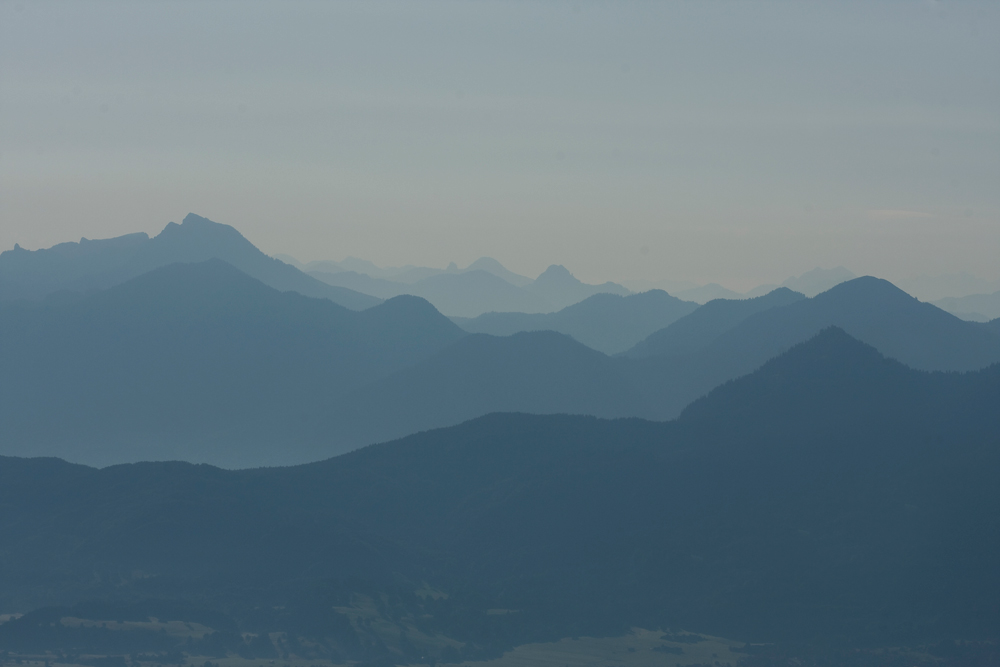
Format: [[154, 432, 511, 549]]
[[0, 328, 998, 664]]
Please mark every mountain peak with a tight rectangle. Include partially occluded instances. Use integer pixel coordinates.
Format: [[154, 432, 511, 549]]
[[534, 264, 577, 285], [182, 212, 218, 226], [816, 276, 915, 304], [466, 257, 507, 272], [679, 326, 897, 423]]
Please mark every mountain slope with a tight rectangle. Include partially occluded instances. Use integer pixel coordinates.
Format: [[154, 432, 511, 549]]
[[318, 331, 656, 450], [780, 266, 856, 296], [312, 268, 554, 316], [0, 214, 380, 310], [702, 276, 1000, 373], [463, 256, 533, 287], [407, 270, 553, 317], [454, 290, 698, 355], [0, 329, 997, 657], [0, 260, 464, 468], [526, 264, 631, 310], [625, 287, 805, 358]]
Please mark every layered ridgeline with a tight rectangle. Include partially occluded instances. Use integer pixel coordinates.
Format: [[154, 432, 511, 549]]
[[663, 276, 1000, 373], [625, 287, 806, 358], [0, 260, 464, 467], [0, 213, 380, 310], [3, 264, 1000, 468], [0, 329, 997, 663], [325, 277, 1000, 449], [453, 290, 698, 355], [934, 289, 1000, 322], [309, 262, 631, 317]]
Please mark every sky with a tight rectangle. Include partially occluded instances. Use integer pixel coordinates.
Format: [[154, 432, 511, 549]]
[[1, 0, 998, 290]]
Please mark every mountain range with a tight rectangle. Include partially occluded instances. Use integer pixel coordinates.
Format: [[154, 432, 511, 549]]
[[1, 328, 997, 662], [933, 289, 1000, 322], [0, 260, 464, 467], [0, 214, 380, 310], [3, 260, 999, 469], [309, 261, 631, 317], [453, 289, 698, 355], [625, 287, 806, 358], [666, 266, 856, 303]]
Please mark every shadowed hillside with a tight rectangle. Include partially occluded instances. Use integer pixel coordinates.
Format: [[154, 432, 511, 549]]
[[0, 329, 997, 663], [0, 260, 464, 467], [4, 270, 998, 468]]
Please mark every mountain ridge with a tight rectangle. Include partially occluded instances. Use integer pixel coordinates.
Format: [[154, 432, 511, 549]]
[[0, 213, 380, 310], [0, 328, 997, 659]]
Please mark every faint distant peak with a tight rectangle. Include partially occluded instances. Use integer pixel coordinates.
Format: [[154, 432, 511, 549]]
[[466, 257, 507, 272], [534, 264, 577, 284], [463, 257, 533, 287], [780, 266, 856, 297], [273, 253, 304, 269]]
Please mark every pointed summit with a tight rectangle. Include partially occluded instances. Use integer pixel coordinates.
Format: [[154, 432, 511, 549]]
[[0, 213, 380, 310], [463, 257, 532, 287], [534, 264, 575, 285], [781, 266, 856, 297], [528, 265, 630, 310]]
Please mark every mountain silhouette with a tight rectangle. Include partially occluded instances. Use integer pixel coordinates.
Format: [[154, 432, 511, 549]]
[[0, 328, 997, 660], [455, 290, 698, 355], [673, 282, 743, 303], [779, 266, 856, 296], [625, 287, 805, 358], [8, 271, 996, 468], [462, 256, 533, 287], [312, 268, 553, 317], [0, 260, 464, 467], [0, 213, 380, 310], [318, 331, 656, 450], [699, 276, 1000, 373], [526, 264, 631, 310], [312, 262, 630, 317], [934, 289, 1000, 322]]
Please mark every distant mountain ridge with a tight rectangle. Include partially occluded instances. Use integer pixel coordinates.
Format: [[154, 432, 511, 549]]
[[299, 278, 1000, 450], [0, 213, 380, 310], [933, 290, 1000, 322], [701, 276, 1000, 373], [454, 289, 698, 355], [310, 261, 632, 317], [291, 254, 534, 287], [626, 287, 806, 359]]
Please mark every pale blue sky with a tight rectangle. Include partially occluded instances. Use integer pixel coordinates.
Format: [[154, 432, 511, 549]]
[[2, 1, 998, 289]]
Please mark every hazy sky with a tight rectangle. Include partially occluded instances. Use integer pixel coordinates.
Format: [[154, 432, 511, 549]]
[[2, 0, 998, 289]]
